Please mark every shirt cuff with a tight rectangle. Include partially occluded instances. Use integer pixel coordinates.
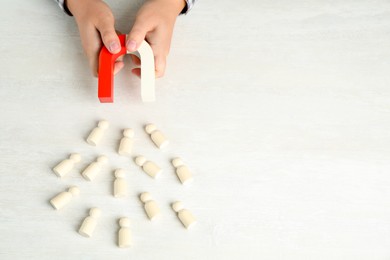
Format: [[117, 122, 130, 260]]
[[55, 0, 73, 16], [181, 0, 196, 14]]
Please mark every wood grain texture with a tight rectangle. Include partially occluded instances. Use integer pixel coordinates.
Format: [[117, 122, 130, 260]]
[[1, 0, 390, 259]]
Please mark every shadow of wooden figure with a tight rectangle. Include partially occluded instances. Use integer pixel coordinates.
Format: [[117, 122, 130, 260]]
[[98, 34, 155, 103]]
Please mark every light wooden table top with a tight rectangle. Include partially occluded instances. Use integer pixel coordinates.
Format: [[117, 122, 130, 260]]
[[1, 0, 390, 259]]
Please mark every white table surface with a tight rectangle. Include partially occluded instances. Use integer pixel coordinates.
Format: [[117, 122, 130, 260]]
[[1, 0, 390, 259]]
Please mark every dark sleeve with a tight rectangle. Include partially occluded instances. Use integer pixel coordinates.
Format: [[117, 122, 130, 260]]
[[54, 0, 72, 16], [181, 0, 196, 14]]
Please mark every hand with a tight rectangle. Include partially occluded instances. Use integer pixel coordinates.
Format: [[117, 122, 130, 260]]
[[126, 0, 186, 78], [67, 0, 123, 77]]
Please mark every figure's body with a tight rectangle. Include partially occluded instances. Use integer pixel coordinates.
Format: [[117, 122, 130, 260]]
[[118, 129, 134, 156], [114, 169, 127, 198], [140, 192, 160, 220], [145, 124, 169, 149], [118, 217, 132, 248], [135, 156, 162, 179], [172, 157, 193, 184], [50, 186, 80, 210], [79, 208, 101, 237], [86, 120, 109, 146], [82, 155, 108, 181], [172, 201, 196, 229], [53, 153, 81, 178]]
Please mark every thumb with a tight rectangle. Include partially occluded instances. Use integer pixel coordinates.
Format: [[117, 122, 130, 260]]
[[126, 20, 148, 52], [96, 16, 121, 54]]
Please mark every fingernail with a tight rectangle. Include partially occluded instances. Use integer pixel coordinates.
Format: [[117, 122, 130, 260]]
[[109, 42, 120, 53], [126, 40, 137, 52]]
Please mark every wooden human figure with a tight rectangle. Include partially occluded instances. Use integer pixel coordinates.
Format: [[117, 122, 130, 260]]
[[172, 201, 197, 229], [86, 120, 109, 146], [53, 153, 81, 178], [139, 192, 160, 220], [79, 208, 101, 237], [134, 156, 162, 179], [118, 128, 134, 156], [145, 124, 169, 149], [118, 217, 132, 248], [50, 186, 80, 210], [171, 158, 193, 185], [82, 155, 108, 181], [113, 169, 127, 198]]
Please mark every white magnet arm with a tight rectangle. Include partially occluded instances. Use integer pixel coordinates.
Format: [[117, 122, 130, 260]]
[[127, 39, 155, 102]]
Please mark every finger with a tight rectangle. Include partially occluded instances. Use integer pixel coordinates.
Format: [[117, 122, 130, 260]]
[[78, 25, 102, 77], [148, 38, 169, 78], [88, 42, 100, 77], [130, 54, 141, 66], [114, 61, 125, 75], [131, 68, 141, 78], [96, 14, 121, 54], [146, 27, 172, 78], [126, 19, 149, 52], [133, 54, 166, 78], [154, 54, 166, 78], [116, 54, 124, 62]]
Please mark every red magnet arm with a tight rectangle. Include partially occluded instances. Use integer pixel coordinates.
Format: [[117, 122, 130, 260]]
[[98, 34, 127, 103]]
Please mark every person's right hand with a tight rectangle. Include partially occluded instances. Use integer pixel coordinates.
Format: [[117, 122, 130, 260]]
[[67, 0, 124, 76]]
